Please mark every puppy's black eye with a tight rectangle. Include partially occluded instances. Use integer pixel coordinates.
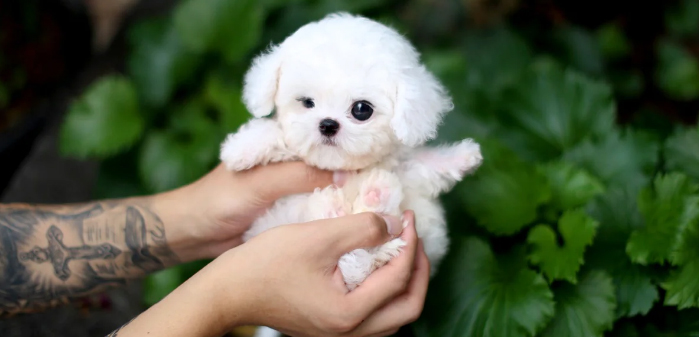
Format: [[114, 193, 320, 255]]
[[351, 101, 373, 121], [298, 97, 315, 109]]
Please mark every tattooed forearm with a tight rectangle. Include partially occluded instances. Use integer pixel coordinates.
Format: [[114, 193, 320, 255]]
[[0, 199, 179, 315]]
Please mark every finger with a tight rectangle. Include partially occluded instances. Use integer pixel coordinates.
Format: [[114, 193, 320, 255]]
[[350, 239, 431, 336], [246, 161, 333, 201], [313, 212, 404, 261], [342, 211, 418, 318]]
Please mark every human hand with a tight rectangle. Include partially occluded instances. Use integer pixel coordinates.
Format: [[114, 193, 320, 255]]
[[115, 211, 429, 337], [226, 210, 428, 337], [154, 162, 343, 261]]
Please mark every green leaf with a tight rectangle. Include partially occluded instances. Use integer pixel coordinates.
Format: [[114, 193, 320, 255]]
[[435, 111, 496, 144], [173, 0, 263, 62], [654, 39, 699, 101], [499, 59, 616, 161], [426, 29, 532, 142], [609, 261, 660, 318], [204, 72, 250, 131], [460, 142, 551, 235], [128, 18, 201, 108], [93, 151, 148, 200], [608, 69, 645, 98], [665, 0, 699, 38], [463, 28, 533, 98], [527, 210, 599, 283], [553, 25, 604, 76], [423, 49, 500, 143], [629, 107, 675, 140], [413, 237, 555, 337], [563, 128, 659, 190], [59, 76, 144, 158], [455, 28, 534, 136], [664, 127, 699, 183], [139, 100, 221, 192], [540, 271, 616, 337], [596, 23, 631, 61], [537, 162, 605, 211], [662, 218, 699, 309], [143, 266, 184, 306], [424, 49, 468, 92], [627, 173, 699, 265], [586, 246, 659, 319], [586, 187, 659, 318]]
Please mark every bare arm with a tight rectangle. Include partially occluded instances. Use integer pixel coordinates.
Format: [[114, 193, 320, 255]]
[[112, 212, 429, 337], [0, 198, 179, 315], [0, 162, 336, 316]]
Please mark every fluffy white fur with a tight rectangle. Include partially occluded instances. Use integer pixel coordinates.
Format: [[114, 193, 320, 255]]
[[220, 13, 483, 330]]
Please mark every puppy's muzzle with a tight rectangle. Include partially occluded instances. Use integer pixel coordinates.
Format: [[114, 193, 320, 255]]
[[319, 118, 340, 137]]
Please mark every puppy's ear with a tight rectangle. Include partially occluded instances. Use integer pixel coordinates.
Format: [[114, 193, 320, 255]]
[[243, 45, 283, 118], [392, 66, 453, 147]]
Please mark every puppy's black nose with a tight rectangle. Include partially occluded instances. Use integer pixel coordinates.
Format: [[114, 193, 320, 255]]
[[319, 118, 340, 136]]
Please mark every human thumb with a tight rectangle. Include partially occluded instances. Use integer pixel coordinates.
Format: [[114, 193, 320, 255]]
[[248, 161, 335, 201]]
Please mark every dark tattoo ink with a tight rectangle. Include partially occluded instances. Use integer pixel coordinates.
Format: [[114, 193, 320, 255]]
[[0, 200, 179, 315], [20, 225, 122, 280], [125, 207, 164, 272]]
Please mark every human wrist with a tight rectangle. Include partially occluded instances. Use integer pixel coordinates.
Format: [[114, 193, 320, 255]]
[[149, 187, 212, 263], [116, 258, 247, 337], [183, 249, 256, 332], [173, 266, 244, 336]]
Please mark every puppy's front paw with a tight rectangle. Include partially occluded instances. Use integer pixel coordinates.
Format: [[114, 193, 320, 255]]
[[220, 118, 297, 171], [220, 133, 261, 171], [339, 249, 376, 290], [374, 238, 407, 265], [454, 139, 483, 175], [338, 238, 406, 290], [354, 170, 403, 215]]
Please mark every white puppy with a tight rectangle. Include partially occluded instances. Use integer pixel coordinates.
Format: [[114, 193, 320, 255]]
[[221, 12, 482, 292]]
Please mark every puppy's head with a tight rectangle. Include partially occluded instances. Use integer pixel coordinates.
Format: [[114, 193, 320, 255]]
[[242, 13, 452, 170]]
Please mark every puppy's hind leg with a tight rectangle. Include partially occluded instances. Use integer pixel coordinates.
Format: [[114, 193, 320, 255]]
[[352, 169, 404, 216], [220, 118, 297, 171], [339, 170, 405, 290]]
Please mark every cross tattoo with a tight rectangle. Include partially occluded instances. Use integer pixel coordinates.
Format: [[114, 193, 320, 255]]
[[19, 225, 122, 280]]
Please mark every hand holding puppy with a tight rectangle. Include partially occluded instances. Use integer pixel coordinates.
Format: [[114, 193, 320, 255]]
[[115, 211, 429, 337], [154, 161, 336, 262]]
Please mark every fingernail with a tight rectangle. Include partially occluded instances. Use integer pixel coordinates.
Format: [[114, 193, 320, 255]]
[[383, 215, 403, 237], [333, 171, 349, 187], [401, 211, 413, 229]]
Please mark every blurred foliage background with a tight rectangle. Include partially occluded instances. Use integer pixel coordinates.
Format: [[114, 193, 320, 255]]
[[43, 0, 700, 336]]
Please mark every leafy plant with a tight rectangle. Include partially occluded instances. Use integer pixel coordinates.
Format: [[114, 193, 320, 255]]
[[59, 76, 144, 157], [417, 39, 698, 336], [58, 0, 698, 335]]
